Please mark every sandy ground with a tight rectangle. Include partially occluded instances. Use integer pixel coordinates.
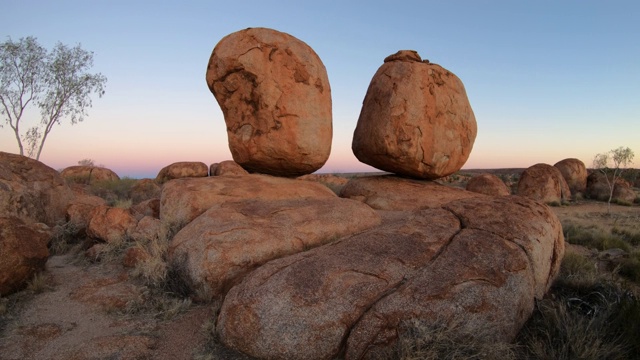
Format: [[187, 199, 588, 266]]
[[550, 200, 640, 233]]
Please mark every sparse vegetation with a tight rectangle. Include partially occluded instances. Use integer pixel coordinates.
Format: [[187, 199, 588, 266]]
[[592, 146, 635, 212], [563, 222, 632, 252], [88, 177, 138, 206], [25, 272, 52, 294]]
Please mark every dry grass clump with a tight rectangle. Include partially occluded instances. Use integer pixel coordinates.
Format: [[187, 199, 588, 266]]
[[618, 251, 640, 283], [515, 251, 640, 360], [386, 319, 517, 360], [25, 272, 53, 294]]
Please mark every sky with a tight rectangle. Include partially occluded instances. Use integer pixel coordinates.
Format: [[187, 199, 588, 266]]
[[1, 0, 638, 178]]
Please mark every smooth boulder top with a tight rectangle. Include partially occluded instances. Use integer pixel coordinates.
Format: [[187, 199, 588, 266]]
[[352, 50, 477, 180], [207, 27, 332, 177]]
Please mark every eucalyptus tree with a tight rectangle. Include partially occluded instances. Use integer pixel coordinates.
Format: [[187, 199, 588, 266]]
[[0, 36, 106, 160]]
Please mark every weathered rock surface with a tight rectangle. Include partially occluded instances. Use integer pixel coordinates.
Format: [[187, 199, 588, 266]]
[[128, 178, 161, 204], [160, 174, 336, 229], [0, 216, 51, 296], [86, 206, 138, 244], [168, 197, 380, 300], [0, 152, 75, 226], [298, 173, 349, 195], [612, 183, 636, 204], [340, 175, 482, 211], [216, 195, 564, 360], [60, 165, 120, 184], [211, 160, 249, 176], [554, 158, 587, 195], [207, 27, 332, 177], [155, 161, 208, 184], [129, 216, 161, 243], [465, 173, 510, 196], [352, 50, 477, 179], [130, 198, 160, 220], [517, 163, 571, 204]]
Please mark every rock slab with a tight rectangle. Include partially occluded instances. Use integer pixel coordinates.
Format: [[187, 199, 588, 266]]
[[206, 27, 332, 176]]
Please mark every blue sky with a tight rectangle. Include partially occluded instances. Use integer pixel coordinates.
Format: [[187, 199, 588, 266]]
[[1, 0, 638, 178]]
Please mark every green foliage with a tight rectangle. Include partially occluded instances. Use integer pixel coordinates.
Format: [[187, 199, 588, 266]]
[[593, 146, 636, 212]]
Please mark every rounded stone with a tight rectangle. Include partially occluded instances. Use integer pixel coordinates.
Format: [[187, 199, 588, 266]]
[[352, 50, 477, 179], [206, 27, 332, 177]]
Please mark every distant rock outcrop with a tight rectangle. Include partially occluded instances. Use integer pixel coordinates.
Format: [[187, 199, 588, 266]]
[[206, 27, 332, 177], [351, 50, 477, 179], [517, 163, 571, 204], [60, 165, 120, 184], [466, 173, 510, 196], [554, 158, 587, 195], [155, 162, 208, 184], [210, 160, 248, 176]]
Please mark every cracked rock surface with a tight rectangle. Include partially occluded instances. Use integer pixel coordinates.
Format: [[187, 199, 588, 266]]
[[206, 27, 332, 177], [352, 50, 477, 180], [216, 176, 564, 360]]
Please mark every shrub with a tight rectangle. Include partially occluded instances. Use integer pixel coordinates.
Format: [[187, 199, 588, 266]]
[[49, 221, 82, 255], [88, 177, 138, 207], [611, 228, 640, 246]]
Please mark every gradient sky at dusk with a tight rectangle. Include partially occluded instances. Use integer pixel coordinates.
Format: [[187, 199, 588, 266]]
[[1, 0, 638, 178]]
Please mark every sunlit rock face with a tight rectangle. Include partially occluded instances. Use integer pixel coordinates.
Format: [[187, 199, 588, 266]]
[[554, 158, 587, 195], [206, 27, 332, 177], [352, 50, 477, 180]]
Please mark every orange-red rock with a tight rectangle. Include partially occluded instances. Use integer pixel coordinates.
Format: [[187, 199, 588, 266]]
[[155, 162, 208, 184], [207, 27, 332, 177], [60, 165, 120, 184], [216, 196, 564, 360], [352, 50, 477, 179], [128, 178, 161, 204], [340, 175, 482, 211], [554, 158, 587, 195], [0, 152, 75, 226], [211, 160, 248, 176], [86, 206, 137, 244], [0, 216, 51, 296], [466, 173, 510, 196], [517, 163, 571, 204], [168, 197, 380, 300], [159, 174, 336, 230]]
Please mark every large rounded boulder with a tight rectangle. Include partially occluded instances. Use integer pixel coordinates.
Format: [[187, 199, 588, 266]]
[[206, 27, 332, 177], [554, 158, 587, 195], [216, 194, 564, 360], [517, 163, 571, 204], [352, 50, 477, 179]]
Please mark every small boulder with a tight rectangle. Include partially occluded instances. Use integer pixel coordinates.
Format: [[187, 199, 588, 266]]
[[60, 165, 120, 184], [130, 198, 160, 220], [211, 160, 249, 176], [352, 50, 477, 179], [586, 172, 610, 201], [207, 27, 332, 176], [129, 216, 161, 243], [517, 163, 571, 204], [612, 183, 636, 204], [123, 246, 150, 268], [465, 173, 510, 196], [87, 206, 137, 244], [155, 161, 208, 184], [554, 158, 587, 195], [0, 216, 51, 296]]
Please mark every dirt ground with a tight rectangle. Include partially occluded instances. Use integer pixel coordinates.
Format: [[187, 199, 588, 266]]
[[0, 196, 638, 360]]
